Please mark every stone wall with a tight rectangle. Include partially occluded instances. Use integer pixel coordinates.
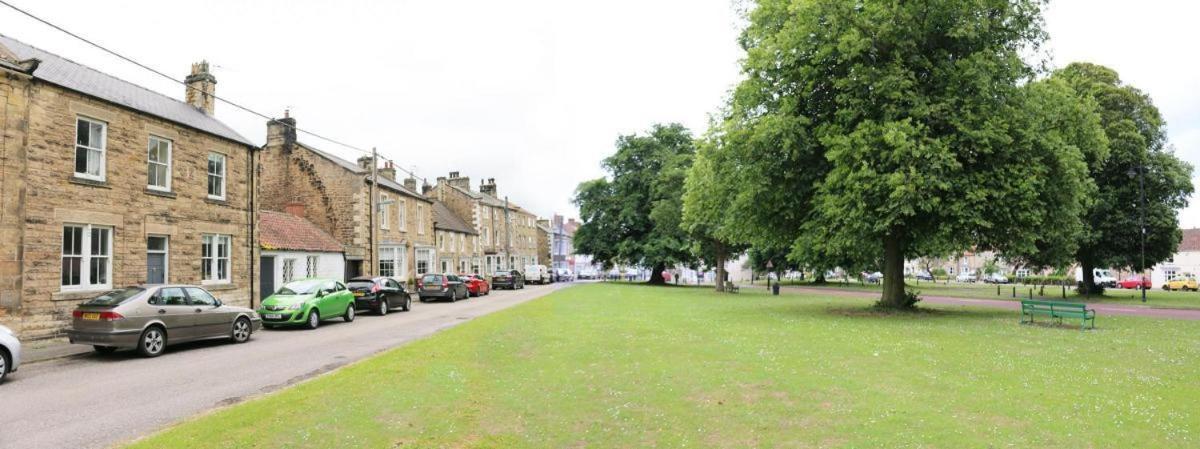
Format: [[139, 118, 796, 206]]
[[0, 76, 258, 340]]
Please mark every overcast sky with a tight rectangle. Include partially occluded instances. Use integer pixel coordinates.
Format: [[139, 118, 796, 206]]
[[1, 0, 1196, 227]]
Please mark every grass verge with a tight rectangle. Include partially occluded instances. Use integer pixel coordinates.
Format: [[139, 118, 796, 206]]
[[129, 283, 1200, 448]]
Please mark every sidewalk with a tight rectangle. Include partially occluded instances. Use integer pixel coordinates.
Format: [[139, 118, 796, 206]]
[[768, 285, 1200, 320], [21, 337, 93, 364]]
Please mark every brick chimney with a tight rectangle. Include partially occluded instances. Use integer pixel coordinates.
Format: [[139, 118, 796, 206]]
[[480, 178, 497, 197], [379, 161, 397, 181], [357, 155, 374, 171], [403, 176, 418, 192], [447, 171, 471, 190], [184, 61, 217, 115], [284, 201, 306, 218], [422, 181, 434, 196], [266, 110, 297, 152]]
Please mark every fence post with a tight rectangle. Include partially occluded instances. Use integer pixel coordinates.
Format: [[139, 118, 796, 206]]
[[997, 285, 1000, 296], [1011, 286, 1015, 298], [1061, 284, 1066, 299]]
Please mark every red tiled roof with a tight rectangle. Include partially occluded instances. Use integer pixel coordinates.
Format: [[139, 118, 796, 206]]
[[1181, 229, 1200, 252], [260, 210, 344, 253]]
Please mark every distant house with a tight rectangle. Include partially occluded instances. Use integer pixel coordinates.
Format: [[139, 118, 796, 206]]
[[259, 210, 345, 296], [431, 201, 478, 274], [1151, 229, 1200, 284]]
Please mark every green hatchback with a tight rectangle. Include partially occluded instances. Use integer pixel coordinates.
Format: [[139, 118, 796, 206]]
[[258, 279, 356, 330]]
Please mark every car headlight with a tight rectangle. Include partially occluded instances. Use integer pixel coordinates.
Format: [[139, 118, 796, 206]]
[[288, 303, 303, 310]]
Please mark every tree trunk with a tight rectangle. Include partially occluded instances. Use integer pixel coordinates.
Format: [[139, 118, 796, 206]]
[[648, 262, 667, 285], [714, 242, 727, 292], [878, 232, 910, 308], [813, 271, 826, 284], [1080, 259, 1096, 296]]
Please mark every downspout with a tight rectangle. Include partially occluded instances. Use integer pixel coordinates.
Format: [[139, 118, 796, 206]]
[[248, 145, 257, 308]]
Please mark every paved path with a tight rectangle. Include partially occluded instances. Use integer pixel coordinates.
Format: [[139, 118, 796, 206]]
[[0, 283, 574, 449], [780, 286, 1200, 320]]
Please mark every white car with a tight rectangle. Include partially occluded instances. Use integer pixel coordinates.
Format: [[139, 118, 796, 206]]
[[956, 272, 977, 283], [0, 324, 20, 384], [524, 265, 552, 285]]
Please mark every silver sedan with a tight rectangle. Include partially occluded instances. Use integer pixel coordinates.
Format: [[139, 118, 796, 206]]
[[0, 324, 19, 384], [66, 285, 262, 357]]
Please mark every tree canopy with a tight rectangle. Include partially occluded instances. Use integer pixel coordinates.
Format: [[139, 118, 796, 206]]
[[573, 124, 696, 284]]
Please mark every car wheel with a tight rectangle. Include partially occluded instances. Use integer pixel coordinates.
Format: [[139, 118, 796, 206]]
[[0, 348, 9, 384], [93, 345, 117, 354], [451, 290, 458, 302], [378, 298, 389, 316], [343, 304, 356, 322], [138, 326, 167, 358], [403, 296, 412, 311], [306, 310, 321, 330], [231, 317, 252, 343]]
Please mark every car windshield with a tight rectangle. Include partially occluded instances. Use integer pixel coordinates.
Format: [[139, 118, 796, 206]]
[[81, 288, 145, 306], [277, 280, 325, 295]]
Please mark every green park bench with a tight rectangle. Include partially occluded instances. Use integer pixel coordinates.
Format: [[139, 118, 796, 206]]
[[1020, 300, 1095, 330]]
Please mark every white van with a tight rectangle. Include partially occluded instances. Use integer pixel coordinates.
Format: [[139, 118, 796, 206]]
[[524, 265, 552, 285], [1075, 267, 1117, 288]]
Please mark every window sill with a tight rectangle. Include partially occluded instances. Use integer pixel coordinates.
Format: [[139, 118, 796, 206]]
[[145, 189, 176, 199], [53, 288, 110, 301], [68, 176, 110, 189], [203, 282, 237, 291], [204, 197, 229, 206]]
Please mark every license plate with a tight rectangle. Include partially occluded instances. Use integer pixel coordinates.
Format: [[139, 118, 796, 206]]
[[353, 292, 364, 297], [82, 312, 101, 321], [265, 314, 282, 320]]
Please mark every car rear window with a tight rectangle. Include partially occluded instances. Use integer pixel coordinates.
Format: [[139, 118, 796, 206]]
[[81, 288, 145, 306], [347, 280, 375, 289], [422, 274, 442, 284]]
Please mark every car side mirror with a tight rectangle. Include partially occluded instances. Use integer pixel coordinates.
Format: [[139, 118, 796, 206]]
[[319, 289, 332, 297], [213, 299, 222, 308]]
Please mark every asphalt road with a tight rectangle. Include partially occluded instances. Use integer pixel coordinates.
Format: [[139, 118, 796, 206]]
[[0, 282, 573, 449]]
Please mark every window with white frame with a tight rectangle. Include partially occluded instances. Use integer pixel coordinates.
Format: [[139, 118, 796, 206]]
[[146, 136, 172, 191], [207, 153, 226, 200], [417, 205, 426, 234], [416, 249, 433, 275], [282, 258, 296, 283], [398, 199, 407, 231], [380, 194, 390, 230], [379, 247, 396, 277], [201, 234, 231, 283], [440, 258, 451, 273], [74, 117, 107, 181], [306, 255, 319, 278], [61, 224, 111, 290]]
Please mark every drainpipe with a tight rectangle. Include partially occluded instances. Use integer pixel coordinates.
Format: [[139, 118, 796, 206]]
[[247, 146, 257, 308]]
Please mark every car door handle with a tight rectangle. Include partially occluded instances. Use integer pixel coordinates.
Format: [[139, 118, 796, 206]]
[[195, 308, 203, 313], [158, 309, 166, 314]]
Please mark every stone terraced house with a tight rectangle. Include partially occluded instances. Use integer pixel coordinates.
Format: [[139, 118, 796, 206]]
[[260, 116, 434, 288], [431, 201, 479, 275], [0, 35, 259, 339], [430, 172, 542, 273]]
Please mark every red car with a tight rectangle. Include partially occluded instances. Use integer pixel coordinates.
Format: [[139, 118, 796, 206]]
[[1118, 277, 1151, 290], [461, 274, 491, 297]]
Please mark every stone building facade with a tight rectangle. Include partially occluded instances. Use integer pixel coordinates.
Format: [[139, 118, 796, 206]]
[[430, 172, 541, 273], [0, 36, 259, 339], [536, 219, 552, 271], [259, 116, 433, 287], [432, 201, 479, 274]]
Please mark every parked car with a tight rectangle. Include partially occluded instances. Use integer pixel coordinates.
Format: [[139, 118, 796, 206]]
[[1117, 277, 1151, 290], [492, 270, 525, 290], [862, 271, 883, 283], [347, 276, 411, 315], [983, 273, 1010, 284], [1164, 274, 1198, 292], [956, 272, 977, 283], [259, 279, 356, 330], [524, 265, 552, 284], [417, 274, 470, 302], [67, 286, 261, 357], [461, 274, 491, 297], [1075, 267, 1118, 288], [913, 271, 934, 281], [555, 269, 574, 282], [0, 324, 20, 384]]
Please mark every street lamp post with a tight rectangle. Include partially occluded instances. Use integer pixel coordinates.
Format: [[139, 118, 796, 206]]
[[1128, 166, 1147, 303]]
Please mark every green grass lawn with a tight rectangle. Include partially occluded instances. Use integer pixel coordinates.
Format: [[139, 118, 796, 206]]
[[129, 284, 1200, 448], [778, 278, 1200, 309]]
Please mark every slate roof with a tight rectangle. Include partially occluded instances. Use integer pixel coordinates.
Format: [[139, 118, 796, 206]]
[[297, 141, 429, 201], [260, 211, 344, 253], [1181, 229, 1200, 252], [432, 201, 477, 235], [0, 34, 255, 147], [448, 184, 521, 209]]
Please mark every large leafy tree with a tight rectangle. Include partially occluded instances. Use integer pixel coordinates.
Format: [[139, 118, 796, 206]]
[[1051, 63, 1194, 293], [714, 0, 1092, 308], [682, 140, 749, 291], [574, 124, 696, 284]]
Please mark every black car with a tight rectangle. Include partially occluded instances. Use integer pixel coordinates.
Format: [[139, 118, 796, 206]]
[[417, 274, 470, 302], [491, 270, 525, 290], [347, 276, 412, 315]]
